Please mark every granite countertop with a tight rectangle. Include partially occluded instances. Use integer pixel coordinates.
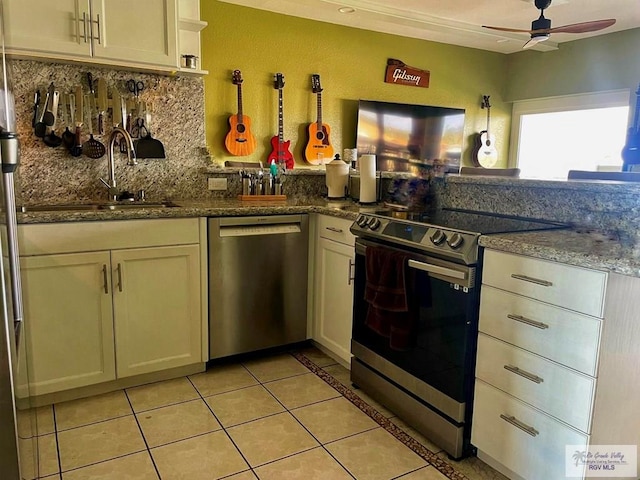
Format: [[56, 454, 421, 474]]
[[15, 197, 367, 224], [479, 229, 640, 278], [18, 198, 640, 278]]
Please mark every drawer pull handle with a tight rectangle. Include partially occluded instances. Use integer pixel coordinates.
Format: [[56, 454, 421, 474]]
[[504, 364, 544, 384], [348, 259, 355, 286], [326, 226, 344, 234], [102, 264, 109, 294], [511, 274, 553, 287], [507, 314, 549, 330], [500, 414, 539, 437]]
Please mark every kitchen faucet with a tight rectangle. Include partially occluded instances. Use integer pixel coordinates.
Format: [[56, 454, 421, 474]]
[[100, 127, 137, 202]]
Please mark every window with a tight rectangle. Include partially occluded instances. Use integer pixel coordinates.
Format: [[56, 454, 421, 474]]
[[510, 90, 630, 180]]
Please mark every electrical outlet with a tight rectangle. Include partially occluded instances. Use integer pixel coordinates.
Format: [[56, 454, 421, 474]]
[[208, 177, 227, 191]]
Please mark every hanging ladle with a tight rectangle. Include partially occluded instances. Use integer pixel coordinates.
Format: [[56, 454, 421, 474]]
[[62, 94, 75, 150], [43, 91, 62, 148]]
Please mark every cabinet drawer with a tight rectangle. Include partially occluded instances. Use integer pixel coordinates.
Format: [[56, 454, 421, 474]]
[[317, 215, 355, 246], [479, 286, 601, 376], [476, 334, 595, 433], [482, 249, 607, 317], [19, 218, 200, 256], [472, 380, 588, 480]]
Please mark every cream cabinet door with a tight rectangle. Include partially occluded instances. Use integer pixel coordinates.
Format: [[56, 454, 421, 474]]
[[20, 251, 116, 396], [4, 0, 92, 58], [313, 236, 354, 364], [91, 0, 178, 67], [112, 244, 201, 378]]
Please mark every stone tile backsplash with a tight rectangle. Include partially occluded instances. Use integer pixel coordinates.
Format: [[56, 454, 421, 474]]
[[11, 59, 210, 204]]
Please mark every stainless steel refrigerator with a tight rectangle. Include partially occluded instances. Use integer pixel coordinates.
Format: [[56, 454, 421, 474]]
[[0, 0, 37, 478]]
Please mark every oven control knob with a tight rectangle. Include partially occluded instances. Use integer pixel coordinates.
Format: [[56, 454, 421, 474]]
[[430, 229, 447, 245], [369, 218, 381, 230], [356, 215, 369, 227], [447, 233, 464, 249]]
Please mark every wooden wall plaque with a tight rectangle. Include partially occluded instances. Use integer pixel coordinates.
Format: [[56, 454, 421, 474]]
[[384, 58, 430, 88]]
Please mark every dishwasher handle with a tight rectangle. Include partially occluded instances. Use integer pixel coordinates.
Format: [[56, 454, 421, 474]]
[[215, 215, 305, 238]]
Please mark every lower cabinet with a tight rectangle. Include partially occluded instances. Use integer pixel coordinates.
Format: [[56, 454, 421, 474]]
[[21, 251, 116, 395], [18, 219, 203, 397], [313, 215, 355, 365]]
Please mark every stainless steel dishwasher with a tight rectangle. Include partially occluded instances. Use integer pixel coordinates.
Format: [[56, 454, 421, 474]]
[[208, 215, 309, 359]]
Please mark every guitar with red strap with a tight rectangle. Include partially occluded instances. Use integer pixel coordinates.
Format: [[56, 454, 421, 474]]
[[267, 73, 294, 169], [304, 74, 333, 164], [224, 70, 257, 156], [472, 95, 498, 168]]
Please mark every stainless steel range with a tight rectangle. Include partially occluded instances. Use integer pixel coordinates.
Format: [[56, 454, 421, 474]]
[[349, 207, 566, 459]]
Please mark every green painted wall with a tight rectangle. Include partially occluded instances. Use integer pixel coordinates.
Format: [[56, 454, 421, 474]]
[[506, 28, 640, 102], [200, 1, 510, 168]]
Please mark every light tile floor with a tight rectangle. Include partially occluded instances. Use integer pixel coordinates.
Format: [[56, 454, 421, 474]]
[[20, 346, 507, 480]]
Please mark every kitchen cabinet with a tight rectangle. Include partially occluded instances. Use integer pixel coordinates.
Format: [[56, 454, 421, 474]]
[[312, 215, 355, 366], [20, 251, 116, 396], [4, 0, 179, 71], [473, 249, 640, 480], [177, 0, 208, 75], [18, 219, 204, 397]]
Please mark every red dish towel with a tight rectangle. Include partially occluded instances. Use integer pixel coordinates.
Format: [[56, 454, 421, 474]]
[[364, 246, 412, 350]]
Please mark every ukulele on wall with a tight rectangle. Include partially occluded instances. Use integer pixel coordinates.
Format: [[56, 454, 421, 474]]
[[267, 73, 294, 169], [472, 95, 498, 168], [304, 74, 333, 165], [224, 70, 257, 156]]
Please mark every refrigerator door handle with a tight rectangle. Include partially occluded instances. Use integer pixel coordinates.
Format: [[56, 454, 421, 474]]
[[3, 171, 23, 350]]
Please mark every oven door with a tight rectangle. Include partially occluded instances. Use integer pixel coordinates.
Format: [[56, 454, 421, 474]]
[[351, 238, 480, 413]]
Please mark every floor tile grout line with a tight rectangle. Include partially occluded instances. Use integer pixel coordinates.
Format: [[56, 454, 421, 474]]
[[53, 449, 149, 476], [292, 351, 471, 480], [123, 389, 162, 480], [54, 411, 134, 434], [185, 375, 254, 474], [51, 403, 63, 478], [391, 465, 432, 479]]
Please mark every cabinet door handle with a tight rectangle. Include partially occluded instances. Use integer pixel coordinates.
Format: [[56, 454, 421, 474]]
[[510, 273, 553, 287], [348, 259, 355, 285], [504, 364, 544, 384], [117, 263, 123, 292], [94, 14, 102, 45], [326, 226, 344, 234], [81, 12, 89, 43], [102, 264, 109, 294], [507, 314, 549, 330], [500, 414, 539, 437]]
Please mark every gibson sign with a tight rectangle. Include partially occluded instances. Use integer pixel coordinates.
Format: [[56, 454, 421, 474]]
[[384, 58, 430, 88]]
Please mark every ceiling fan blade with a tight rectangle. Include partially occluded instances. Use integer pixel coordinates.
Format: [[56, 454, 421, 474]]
[[547, 19, 616, 34], [523, 35, 549, 49], [482, 25, 534, 34]]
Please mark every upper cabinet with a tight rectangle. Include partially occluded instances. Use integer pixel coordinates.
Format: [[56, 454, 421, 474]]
[[2, 0, 206, 74], [177, 0, 208, 75]]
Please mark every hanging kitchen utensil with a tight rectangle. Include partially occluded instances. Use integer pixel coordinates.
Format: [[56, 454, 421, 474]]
[[134, 108, 165, 159], [31, 90, 40, 129], [42, 82, 57, 126], [69, 86, 84, 157], [82, 93, 105, 159], [112, 89, 122, 127], [97, 77, 108, 135], [34, 83, 53, 138], [43, 91, 62, 148], [63, 93, 76, 150]]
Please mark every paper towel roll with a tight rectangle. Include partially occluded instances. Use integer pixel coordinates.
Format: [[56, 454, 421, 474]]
[[359, 154, 377, 203]]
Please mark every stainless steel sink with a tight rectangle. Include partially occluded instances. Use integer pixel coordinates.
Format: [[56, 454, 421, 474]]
[[18, 202, 179, 213]]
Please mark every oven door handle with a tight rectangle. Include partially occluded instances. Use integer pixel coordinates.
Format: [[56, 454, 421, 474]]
[[407, 259, 467, 280]]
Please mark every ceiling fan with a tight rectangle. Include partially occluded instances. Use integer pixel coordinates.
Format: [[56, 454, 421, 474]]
[[483, 0, 616, 49]]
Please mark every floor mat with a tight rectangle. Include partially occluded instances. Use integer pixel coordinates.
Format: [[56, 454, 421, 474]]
[[292, 351, 470, 480]]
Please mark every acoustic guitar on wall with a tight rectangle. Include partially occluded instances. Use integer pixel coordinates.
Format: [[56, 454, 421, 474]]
[[267, 73, 294, 169], [472, 95, 498, 168], [224, 70, 257, 156], [304, 74, 333, 165]]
